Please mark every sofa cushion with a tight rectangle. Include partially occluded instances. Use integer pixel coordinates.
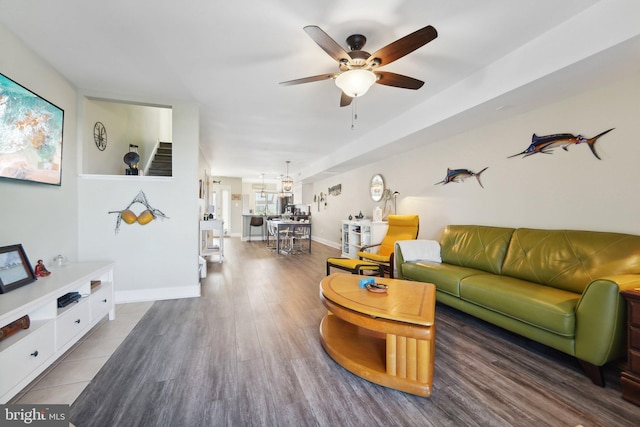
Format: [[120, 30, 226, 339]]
[[459, 275, 580, 336], [502, 228, 640, 294], [401, 261, 485, 297], [440, 225, 514, 274]]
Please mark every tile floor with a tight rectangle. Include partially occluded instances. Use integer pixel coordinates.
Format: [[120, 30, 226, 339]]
[[9, 301, 153, 405]]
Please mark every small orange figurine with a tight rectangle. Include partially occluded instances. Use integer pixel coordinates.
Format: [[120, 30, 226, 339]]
[[34, 259, 51, 277]]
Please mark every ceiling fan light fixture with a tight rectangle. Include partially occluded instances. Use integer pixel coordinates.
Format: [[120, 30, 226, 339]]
[[335, 69, 376, 97]]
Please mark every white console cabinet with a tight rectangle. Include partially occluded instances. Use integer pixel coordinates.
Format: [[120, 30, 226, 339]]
[[341, 220, 388, 258], [0, 262, 114, 403]]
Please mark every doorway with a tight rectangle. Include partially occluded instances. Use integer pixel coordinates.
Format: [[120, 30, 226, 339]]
[[210, 184, 231, 235]]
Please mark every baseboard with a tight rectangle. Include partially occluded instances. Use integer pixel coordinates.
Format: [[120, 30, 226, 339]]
[[115, 284, 201, 304], [312, 236, 340, 249]]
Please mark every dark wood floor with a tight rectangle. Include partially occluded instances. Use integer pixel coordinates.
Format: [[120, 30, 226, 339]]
[[70, 237, 640, 426]]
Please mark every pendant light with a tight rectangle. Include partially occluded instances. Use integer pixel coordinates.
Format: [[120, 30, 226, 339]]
[[260, 173, 266, 197], [281, 160, 293, 194]]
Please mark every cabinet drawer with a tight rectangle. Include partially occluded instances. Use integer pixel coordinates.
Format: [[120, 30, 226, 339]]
[[0, 321, 55, 398], [91, 282, 113, 322], [629, 308, 640, 327], [56, 299, 90, 350], [629, 349, 640, 375], [631, 326, 640, 352], [631, 303, 640, 328], [622, 372, 640, 406]]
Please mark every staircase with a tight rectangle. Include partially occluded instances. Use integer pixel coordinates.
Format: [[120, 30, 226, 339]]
[[147, 142, 172, 176]]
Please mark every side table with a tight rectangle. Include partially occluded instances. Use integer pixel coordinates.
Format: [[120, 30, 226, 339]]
[[200, 220, 224, 263], [621, 289, 640, 406]]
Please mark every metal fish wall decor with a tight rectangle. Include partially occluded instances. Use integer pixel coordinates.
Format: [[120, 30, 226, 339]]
[[435, 167, 488, 188], [508, 128, 614, 159]]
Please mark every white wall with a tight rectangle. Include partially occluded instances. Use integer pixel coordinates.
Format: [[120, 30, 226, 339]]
[[0, 24, 80, 264], [78, 102, 200, 302], [310, 71, 640, 246], [1, 22, 201, 302], [227, 178, 244, 236]]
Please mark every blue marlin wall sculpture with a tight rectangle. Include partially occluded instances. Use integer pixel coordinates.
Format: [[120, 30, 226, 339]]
[[435, 167, 488, 188], [508, 128, 614, 159]]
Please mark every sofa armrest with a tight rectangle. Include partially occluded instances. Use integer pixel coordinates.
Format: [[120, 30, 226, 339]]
[[396, 242, 406, 279], [395, 240, 442, 280], [395, 240, 441, 262], [575, 274, 640, 365]]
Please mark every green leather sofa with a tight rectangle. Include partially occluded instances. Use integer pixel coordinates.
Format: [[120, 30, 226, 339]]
[[395, 225, 640, 386]]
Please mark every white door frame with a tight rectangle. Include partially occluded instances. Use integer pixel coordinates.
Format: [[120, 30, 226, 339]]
[[210, 184, 231, 234]]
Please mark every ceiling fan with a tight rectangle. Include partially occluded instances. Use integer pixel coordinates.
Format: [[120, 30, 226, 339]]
[[280, 25, 438, 107]]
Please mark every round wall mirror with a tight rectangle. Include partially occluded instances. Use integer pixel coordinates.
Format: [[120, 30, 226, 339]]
[[370, 174, 385, 202]]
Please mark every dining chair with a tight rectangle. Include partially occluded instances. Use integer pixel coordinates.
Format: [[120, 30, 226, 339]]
[[292, 220, 310, 254], [278, 224, 293, 254], [266, 220, 279, 251]]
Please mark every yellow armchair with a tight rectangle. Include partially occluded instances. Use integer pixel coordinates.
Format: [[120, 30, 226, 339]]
[[358, 214, 419, 278]]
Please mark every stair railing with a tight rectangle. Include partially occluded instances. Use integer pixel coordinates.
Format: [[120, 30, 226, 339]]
[[143, 139, 161, 176]]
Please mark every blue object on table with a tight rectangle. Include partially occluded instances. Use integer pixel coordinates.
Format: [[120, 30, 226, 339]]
[[359, 277, 376, 288]]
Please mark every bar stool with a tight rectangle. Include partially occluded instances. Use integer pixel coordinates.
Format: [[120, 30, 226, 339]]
[[249, 216, 264, 241]]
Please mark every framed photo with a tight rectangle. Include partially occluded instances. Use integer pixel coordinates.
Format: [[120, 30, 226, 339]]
[[0, 244, 37, 294], [0, 72, 65, 186]]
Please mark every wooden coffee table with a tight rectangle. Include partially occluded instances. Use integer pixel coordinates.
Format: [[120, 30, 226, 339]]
[[319, 273, 436, 397]]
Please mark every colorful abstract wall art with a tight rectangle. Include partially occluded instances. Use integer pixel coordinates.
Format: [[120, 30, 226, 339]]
[[0, 73, 64, 185]]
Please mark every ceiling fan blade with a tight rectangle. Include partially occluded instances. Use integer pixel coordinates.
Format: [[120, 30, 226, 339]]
[[375, 71, 424, 90], [340, 92, 353, 107], [304, 25, 350, 63], [368, 25, 437, 67], [279, 73, 336, 86]]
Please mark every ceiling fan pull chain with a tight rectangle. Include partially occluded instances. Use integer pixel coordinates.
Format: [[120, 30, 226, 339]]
[[351, 102, 355, 130], [351, 98, 358, 130], [355, 98, 358, 121]]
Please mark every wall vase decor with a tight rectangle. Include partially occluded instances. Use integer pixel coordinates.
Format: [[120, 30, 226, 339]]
[[108, 190, 169, 234], [435, 167, 489, 188], [508, 129, 614, 159]]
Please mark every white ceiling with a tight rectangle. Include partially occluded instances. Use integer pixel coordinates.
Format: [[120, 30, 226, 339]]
[[1, 0, 638, 183]]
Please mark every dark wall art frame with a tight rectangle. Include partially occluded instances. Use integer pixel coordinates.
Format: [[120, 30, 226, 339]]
[[0, 72, 64, 186], [0, 244, 37, 294]]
